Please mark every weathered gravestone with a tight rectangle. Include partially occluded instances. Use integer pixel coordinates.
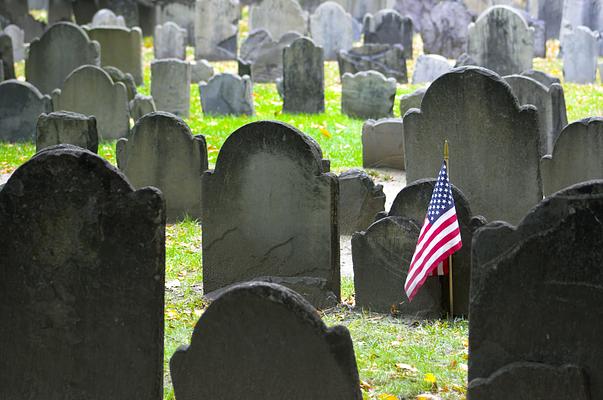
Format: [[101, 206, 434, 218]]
[[154, 21, 187, 60], [26, 22, 100, 95], [333, 0, 392, 21], [393, 0, 436, 33], [342, 70, 397, 119], [338, 169, 385, 235], [103, 65, 136, 101], [87, 26, 143, 85], [468, 180, 603, 399], [4, 24, 24, 62], [201, 121, 339, 308], [399, 87, 426, 117], [455, 52, 478, 67], [0, 145, 165, 400], [504, 74, 567, 155], [151, 59, 191, 118], [520, 69, 561, 87], [129, 93, 156, 121], [538, 0, 564, 39], [0, 80, 52, 142], [190, 59, 214, 83], [560, 0, 602, 48], [467, 6, 534, 76], [22, 14, 46, 43], [541, 118, 603, 196], [362, 118, 405, 170], [194, 0, 239, 60], [155, 0, 195, 45], [412, 54, 452, 84], [404, 67, 542, 225], [420, 0, 473, 59], [117, 112, 207, 222], [90, 8, 126, 27], [199, 73, 254, 116], [52, 65, 129, 140], [338, 43, 408, 83], [99, 0, 139, 27], [309, 1, 355, 61], [170, 282, 362, 399], [563, 25, 599, 84], [36, 111, 98, 153], [363, 9, 413, 59], [48, 0, 73, 25], [0, 32, 15, 79], [249, 0, 308, 40], [282, 37, 324, 114]]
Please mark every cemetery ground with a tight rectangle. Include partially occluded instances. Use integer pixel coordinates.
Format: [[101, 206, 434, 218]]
[[1, 39, 602, 400]]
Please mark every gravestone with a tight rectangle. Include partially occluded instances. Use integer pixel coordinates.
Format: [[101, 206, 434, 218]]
[[342, 71, 397, 119], [4, 24, 24, 62], [333, 0, 392, 20], [103, 65, 136, 101], [310, 1, 355, 61], [563, 26, 599, 84], [91, 8, 126, 27], [504, 74, 568, 155], [538, 0, 563, 39], [404, 67, 542, 225], [421, 0, 473, 59], [117, 112, 207, 222], [36, 111, 98, 153], [194, 0, 239, 60], [151, 59, 191, 118], [155, 1, 195, 45], [26, 22, 100, 95], [170, 282, 362, 399], [22, 14, 46, 43], [199, 73, 254, 116], [249, 0, 308, 40], [362, 118, 405, 170], [0, 80, 52, 142], [520, 69, 561, 87], [338, 169, 385, 235], [201, 121, 339, 308], [154, 21, 187, 60], [0, 0, 28, 27], [468, 180, 603, 399], [282, 37, 324, 114], [129, 93, 156, 121], [101, 0, 139, 27], [190, 59, 214, 83], [467, 6, 534, 76], [0, 145, 165, 400], [0, 32, 15, 79], [52, 65, 129, 140], [87, 26, 143, 85], [455, 52, 478, 67], [412, 54, 451, 84], [48, 0, 73, 24], [363, 9, 413, 59], [0, 61, 3, 81], [559, 0, 600, 45], [393, 0, 435, 32], [541, 118, 603, 196], [338, 44, 408, 83], [239, 29, 302, 82], [399, 88, 426, 117], [599, 63, 602, 81]]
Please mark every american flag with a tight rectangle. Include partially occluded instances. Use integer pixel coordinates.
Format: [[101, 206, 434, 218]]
[[404, 161, 463, 301]]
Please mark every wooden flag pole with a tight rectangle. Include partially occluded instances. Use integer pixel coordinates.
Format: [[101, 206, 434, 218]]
[[444, 140, 454, 318]]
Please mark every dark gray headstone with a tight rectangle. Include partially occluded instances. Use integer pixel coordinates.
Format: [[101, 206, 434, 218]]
[[399, 87, 425, 117], [0, 80, 52, 142], [170, 282, 362, 400], [0, 0, 28, 27], [362, 118, 405, 170], [190, 59, 215, 83], [151, 59, 191, 118], [0, 32, 15, 79], [48, 0, 73, 24], [103, 65, 136, 101], [309, 1, 355, 60], [412, 54, 451, 83], [199, 73, 254, 116], [404, 67, 542, 225], [249, 0, 308, 40], [240, 29, 302, 83], [421, 0, 473, 59], [363, 9, 413, 59], [538, 0, 564, 39], [520, 69, 561, 87], [129, 93, 156, 121], [26, 22, 100, 95], [194, 0, 239, 60], [469, 180, 603, 399], [87, 26, 143, 85], [282, 37, 324, 114], [36, 111, 98, 153], [337, 43, 408, 83], [22, 14, 46, 43], [338, 169, 385, 235], [117, 112, 207, 222], [342, 70, 397, 119], [154, 21, 187, 60], [562, 25, 599, 84], [201, 121, 339, 308], [0, 145, 165, 400]]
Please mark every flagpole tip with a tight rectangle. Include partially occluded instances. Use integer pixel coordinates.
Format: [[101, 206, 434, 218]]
[[444, 140, 449, 163]]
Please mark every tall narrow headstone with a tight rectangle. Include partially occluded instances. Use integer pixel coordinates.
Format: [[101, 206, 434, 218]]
[[341, 70, 397, 119], [0, 32, 15, 80], [154, 21, 187, 60], [87, 26, 143, 85], [199, 73, 254, 116], [151, 59, 191, 118], [3, 24, 24, 62], [310, 1, 355, 60], [194, 0, 239, 60], [538, 0, 564, 39], [363, 9, 413, 59], [562, 26, 599, 84], [249, 0, 308, 40], [36, 111, 98, 153], [0, 80, 52, 142], [282, 37, 324, 114]]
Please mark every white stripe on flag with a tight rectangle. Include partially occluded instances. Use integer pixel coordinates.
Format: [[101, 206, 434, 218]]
[[408, 208, 457, 266], [408, 216, 459, 278]]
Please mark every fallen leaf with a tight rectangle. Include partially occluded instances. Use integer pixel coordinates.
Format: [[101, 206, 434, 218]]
[[424, 373, 437, 384], [319, 126, 332, 138], [378, 394, 398, 400]]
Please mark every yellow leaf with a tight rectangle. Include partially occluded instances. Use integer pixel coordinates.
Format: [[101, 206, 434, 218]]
[[319, 126, 332, 138], [378, 394, 398, 400], [424, 373, 437, 384], [360, 380, 372, 391], [448, 359, 457, 368]]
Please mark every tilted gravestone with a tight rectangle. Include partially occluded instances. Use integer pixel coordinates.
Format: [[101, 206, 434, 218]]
[[520, 69, 561, 87], [0, 80, 52, 142], [309, 1, 355, 61], [363, 9, 413, 59], [154, 21, 187, 60], [341, 70, 397, 119], [190, 59, 214, 83], [0, 145, 165, 400], [4, 24, 24, 62], [467, 6, 534, 76], [103, 65, 137, 102], [117, 112, 207, 222], [338, 43, 408, 83], [541, 118, 603, 196], [52, 65, 130, 140], [362, 118, 405, 170], [26, 22, 100, 95], [0, 32, 15, 80], [202, 121, 340, 308], [129, 93, 156, 121], [151, 59, 191, 118], [338, 169, 385, 235], [194, 0, 239, 60], [412, 54, 451, 84], [36, 111, 98, 153], [249, 0, 308, 40], [170, 282, 362, 399], [90, 8, 126, 27], [563, 25, 599, 84], [504, 74, 568, 155], [87, 26, 143, 85], [282, 37, 324, 114], [399, 87, 425, 117], [468, 180, 603, 399], [404, 67, 542, 225], [421, 0, 473, 59], [199, 73, 254, 116]]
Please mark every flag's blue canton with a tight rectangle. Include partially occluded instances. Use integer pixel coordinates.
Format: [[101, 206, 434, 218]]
[[427, 162, 455, 224]]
